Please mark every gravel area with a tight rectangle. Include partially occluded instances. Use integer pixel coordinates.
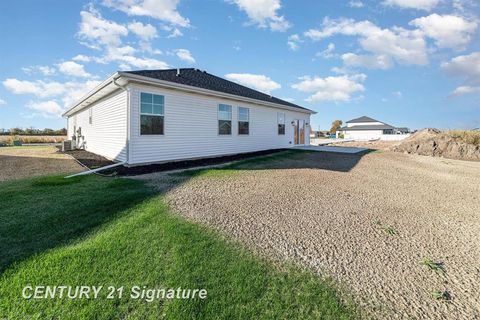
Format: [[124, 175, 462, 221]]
[[0, 146, 84, 181], [140, 150, 480, 319]]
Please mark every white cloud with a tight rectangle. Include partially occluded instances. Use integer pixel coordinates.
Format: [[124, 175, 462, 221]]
[[61, 80, 102, 108], [22, 65, 56, 76], [348, 0, 364, 8], [441, 51, 480, 96], [287, 34, 301, 50], [392, 91, 403, 98], [128, 21, 159, 52], [291, 73, 366, 103], [174, 49, 195, 64], [117, 56, 170, 70], [382, 0, 439, 10], [72, 54, 92, 62], [3, 79, 66, 97], [78, 6, 129, 49], [27, 100, 64, 117], [316, 43, 336, 59], [224, 73, 281, 94], [128, 21, 158, 40], [230, 0, 291, 32], [342, 53, 393, 69], [450, 86, 480, 96], [304, 18, 428, 66], [3, 78, 102, 110], [0, 98, 6, 106], [410, 14, 478, 49], [58, 61, 91, 78], [102, 0, 190, 27]]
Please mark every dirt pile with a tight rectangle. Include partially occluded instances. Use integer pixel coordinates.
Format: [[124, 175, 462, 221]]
[[391, 128, 480, 161]]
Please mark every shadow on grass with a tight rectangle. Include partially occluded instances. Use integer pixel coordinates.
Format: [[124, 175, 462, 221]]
[[0, 175, 154, 273], [174, 149, 372, 178], [0, 155, 360, 318], [0, 149, 372, 273]]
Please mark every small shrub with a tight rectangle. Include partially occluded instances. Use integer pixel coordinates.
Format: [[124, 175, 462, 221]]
[[384, 226, 397, 236], [432, 290, 451, 302], [421, 258, 446, 275]]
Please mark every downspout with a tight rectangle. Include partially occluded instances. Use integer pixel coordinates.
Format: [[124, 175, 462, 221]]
[[113, 77, 130, 166]]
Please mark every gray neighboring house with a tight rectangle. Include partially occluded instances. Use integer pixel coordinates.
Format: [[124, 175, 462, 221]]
[[337, 116, 410, 141]]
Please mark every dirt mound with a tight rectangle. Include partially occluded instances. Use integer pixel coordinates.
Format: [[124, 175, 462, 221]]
[[392, 128, 480, 161]]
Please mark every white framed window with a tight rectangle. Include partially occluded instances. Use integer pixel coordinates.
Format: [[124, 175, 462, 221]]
[[140, 92, 164, 135], [238, 107, 249, 135], [89, 108, 93, 125], [218, 104, 232, 135], [277, 112, 285, 135]]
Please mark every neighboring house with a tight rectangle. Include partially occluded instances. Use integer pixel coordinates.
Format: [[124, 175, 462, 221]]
[[336, 116, 410, 141], [62, 68, 315, 166]]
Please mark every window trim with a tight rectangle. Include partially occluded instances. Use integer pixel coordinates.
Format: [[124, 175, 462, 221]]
[[237, 106, 249, 135], [218, 104, 232, 135], [140, 91, 165, 136], [277, 112, 286, 135], [88, 108, 93, 125]]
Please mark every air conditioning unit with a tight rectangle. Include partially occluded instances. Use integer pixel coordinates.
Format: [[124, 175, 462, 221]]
[[62, 140, 72, 151]]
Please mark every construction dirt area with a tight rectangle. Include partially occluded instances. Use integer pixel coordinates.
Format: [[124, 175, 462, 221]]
[[0, 146, 84, 181], [139, 150, 480, 319]]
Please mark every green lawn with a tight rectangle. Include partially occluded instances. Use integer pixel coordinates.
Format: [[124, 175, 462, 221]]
[[0, 173, 357, 319]]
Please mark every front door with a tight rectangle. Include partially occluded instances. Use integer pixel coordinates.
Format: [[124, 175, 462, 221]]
[[293, 120, 305, 145]]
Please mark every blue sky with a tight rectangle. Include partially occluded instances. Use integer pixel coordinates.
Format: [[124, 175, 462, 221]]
[[0, 0, 479, 131]]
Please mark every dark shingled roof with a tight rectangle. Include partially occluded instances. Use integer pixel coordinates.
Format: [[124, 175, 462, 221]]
[[339, 124, 395, 131], [346, 116, 381, 123], [123, 68, 311, 112]]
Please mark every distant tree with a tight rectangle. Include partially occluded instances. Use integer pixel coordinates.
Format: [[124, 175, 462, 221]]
[[329, 120, 343, 134], [10, 127, 23, 135]]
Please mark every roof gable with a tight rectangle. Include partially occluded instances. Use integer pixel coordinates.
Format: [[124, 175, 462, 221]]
[[346, 116, 381, 123], [124, 68, 310, 112]]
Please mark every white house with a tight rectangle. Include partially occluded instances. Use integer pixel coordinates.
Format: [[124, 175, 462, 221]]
[[336, 116, 410, 141], [62, 68, 315, 166]]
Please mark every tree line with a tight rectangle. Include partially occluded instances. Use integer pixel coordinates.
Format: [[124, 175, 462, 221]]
[[0, 128, 67, 136]]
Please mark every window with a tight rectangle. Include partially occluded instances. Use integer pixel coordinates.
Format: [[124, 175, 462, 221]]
[[89, 108, 93, 125], [218, 104, 232, 135], [140, 92, 164, 135], [238, 107, 249, 135], [277, 112, 285, 135]]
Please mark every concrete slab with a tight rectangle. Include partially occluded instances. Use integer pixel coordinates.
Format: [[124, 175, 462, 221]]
[[294, 145, 368, 154]]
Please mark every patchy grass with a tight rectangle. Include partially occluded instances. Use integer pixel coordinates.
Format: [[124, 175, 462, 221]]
[[432, 291, 451, 302], [384, 226, 397, 236], [0, 175, 357, 319], [173, 149, 313, 178], [446, 130, 480, 146], [421, 259, 446, 276]]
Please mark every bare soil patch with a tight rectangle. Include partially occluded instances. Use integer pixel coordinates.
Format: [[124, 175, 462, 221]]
[[142, 151, 480, 319], [392, 129, 480, 161], [0, 146, 84, 181]]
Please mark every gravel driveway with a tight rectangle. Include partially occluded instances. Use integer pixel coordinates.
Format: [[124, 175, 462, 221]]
[[140, 150, 480, 319]]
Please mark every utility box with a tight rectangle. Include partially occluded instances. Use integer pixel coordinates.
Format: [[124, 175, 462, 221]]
[[62, 140, 72, 151]]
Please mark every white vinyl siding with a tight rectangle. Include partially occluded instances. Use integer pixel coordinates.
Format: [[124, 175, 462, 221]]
[[66, 89, 128, 162], [128, 84, 310, 165]]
